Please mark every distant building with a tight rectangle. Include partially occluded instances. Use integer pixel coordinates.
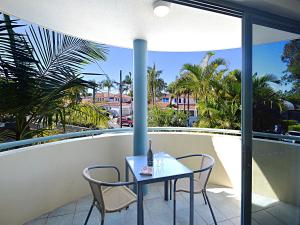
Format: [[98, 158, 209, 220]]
[[157, 93, 198, 117], [82, 92, 133, 117]]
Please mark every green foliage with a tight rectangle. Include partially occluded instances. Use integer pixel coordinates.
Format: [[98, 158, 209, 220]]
[[281, 39, 300, 108], [0, 14, 109, 141], [65, 103, 109, 128], [147, 64, 167, 105], [101, 77, 115, 97], [148, 106, 187, 127], [281, 39, 300, 91], [288, 124, 300, 132], [252, 73, 284, 131], [281, 120, 298, 132]]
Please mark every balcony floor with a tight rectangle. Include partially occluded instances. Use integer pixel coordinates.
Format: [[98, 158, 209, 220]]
[[24, 183, 300, 225]]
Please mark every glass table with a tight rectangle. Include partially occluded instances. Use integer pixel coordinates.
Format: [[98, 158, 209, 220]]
[[125, 153, 194, 225]]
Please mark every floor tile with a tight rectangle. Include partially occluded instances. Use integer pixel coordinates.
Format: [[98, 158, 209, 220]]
[[45, 214, 73, 225], [266, 202, 300, 225], [23, 218, 47, 225], [196, 202, 227, 224], [76, 195, 93, 212], [177, 207, 207, 225], [252, 210, 284, 225], [27, 183, 300, 225], [48, 202, 76, 217]]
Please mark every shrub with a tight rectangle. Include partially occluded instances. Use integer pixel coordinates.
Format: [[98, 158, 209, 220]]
[[288, 124, 300, 132], [148, 106, 188, 127]]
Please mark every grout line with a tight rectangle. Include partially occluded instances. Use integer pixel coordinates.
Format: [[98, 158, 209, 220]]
[[264, 209, 289, 225], [71, 200, 79, 225], [251, 216, 261, 225]]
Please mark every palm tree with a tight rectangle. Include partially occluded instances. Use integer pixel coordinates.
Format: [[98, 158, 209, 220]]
[[180, 52, 227, 120], [147, 64, 166, 105], [175, 74, 193, 115], [166, 81, 177, 107], [252, 73, 283, 131], [122, 72, 133, 114], [0, 14, 109, 140], [101, 78, 115, 101]]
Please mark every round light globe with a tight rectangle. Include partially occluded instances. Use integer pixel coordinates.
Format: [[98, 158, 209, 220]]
[[153, 1, 171, 17]]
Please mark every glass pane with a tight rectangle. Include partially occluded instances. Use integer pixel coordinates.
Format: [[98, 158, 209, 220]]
[[252, 24, 300, 225]]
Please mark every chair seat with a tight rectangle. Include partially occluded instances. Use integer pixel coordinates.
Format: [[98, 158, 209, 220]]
[[175, 177, 203, 193], [103, 186, 137, 212]]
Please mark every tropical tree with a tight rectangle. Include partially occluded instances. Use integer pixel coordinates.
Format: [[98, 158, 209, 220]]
[[166, 81, 177, 107], [179, 52, 228, 125], [101, 77, 115, 101], [281, 39, 300, 107], [122, 72, 133, 96], [147, 64, 166, 105], [148, 106, 187, 127], [252, 73, 284, 131], [0, 14, 109, 140], [175, 74, 193, 114]]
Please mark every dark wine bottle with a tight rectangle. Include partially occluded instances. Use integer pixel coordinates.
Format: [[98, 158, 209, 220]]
[[147, 140, 153, 167]]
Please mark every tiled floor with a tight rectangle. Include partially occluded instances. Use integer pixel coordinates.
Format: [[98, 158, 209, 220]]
[[24, 184, 300, 225]]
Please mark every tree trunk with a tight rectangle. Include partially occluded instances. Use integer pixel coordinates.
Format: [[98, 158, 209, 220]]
[[152, 80, 155, 105], [183, 94, 186, 113], [108, 88, 110, 102], [176, 96, 179, 112], [187, 92, 190, 116], [169, 96, 173, 107]]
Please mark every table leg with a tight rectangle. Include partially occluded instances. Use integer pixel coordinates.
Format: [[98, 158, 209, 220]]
[[125, 160, 129, 182], [189, 174, 194, 225], [137, 182, 144, 225], [164, 180, 169, 201]]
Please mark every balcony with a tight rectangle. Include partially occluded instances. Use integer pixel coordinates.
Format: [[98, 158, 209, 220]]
[[1, 129, 299, 225]]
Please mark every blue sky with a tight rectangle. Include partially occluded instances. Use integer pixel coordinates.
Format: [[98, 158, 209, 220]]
[[83, 46, 243, 85], [12, 15, 290, 93], [84, 41, 289, 92]]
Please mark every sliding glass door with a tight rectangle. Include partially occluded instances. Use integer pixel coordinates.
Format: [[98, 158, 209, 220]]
[[251, 22, 300, 225]]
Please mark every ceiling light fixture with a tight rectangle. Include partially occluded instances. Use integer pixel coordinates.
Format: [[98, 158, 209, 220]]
[[153, 1, 171, 17]]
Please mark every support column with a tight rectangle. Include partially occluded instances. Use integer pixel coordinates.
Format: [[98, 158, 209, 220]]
[[241, 13, 253, 225], [133, 39, 148, 156]]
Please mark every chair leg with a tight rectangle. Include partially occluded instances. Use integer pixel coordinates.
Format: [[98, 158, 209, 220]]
[[100, 212, 105, 225], [202, 191, 207, 205], [169, 180, 172, 200], [203, 191, 217, 225], [84, 201, 95, 225]]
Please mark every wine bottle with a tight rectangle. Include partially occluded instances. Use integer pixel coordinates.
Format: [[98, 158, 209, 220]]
[[147, 139, 153, 167]]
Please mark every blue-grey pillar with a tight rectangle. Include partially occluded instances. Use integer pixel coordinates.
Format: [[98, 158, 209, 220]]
[[241, 13, 253, 225], [133, 39, 148, 156]]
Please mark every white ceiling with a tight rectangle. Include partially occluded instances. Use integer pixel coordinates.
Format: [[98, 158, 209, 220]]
[[0, 0, 299, 52]]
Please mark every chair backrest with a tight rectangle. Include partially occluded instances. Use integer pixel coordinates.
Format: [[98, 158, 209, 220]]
[[82, 167, 108, 215], [198, 154, 215, 190]]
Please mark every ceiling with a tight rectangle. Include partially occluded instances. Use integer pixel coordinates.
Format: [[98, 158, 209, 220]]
[[227, 0, 300, 21], [0, 0, 299, 52]]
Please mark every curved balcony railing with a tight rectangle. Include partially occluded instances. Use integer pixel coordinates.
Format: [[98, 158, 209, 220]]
[[0, 127, 299, 152]]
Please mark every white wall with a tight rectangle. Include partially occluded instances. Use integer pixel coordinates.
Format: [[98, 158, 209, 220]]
[[0, 132, 299, 225]]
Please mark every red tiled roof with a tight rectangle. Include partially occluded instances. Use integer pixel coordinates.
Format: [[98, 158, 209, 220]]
[[95, 92, 131, 99]]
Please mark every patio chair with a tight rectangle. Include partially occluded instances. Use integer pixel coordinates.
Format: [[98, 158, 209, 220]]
[[172, 154, 217, 225], [82, 165, 137, 225]]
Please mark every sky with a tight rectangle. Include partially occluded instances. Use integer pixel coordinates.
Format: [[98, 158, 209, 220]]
[[11, 14, 290, 93], [83, 41, 289, 93], [83, 46, 242, 85]]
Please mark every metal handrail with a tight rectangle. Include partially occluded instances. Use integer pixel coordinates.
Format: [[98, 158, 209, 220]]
[[0, 127, 299, 152]]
